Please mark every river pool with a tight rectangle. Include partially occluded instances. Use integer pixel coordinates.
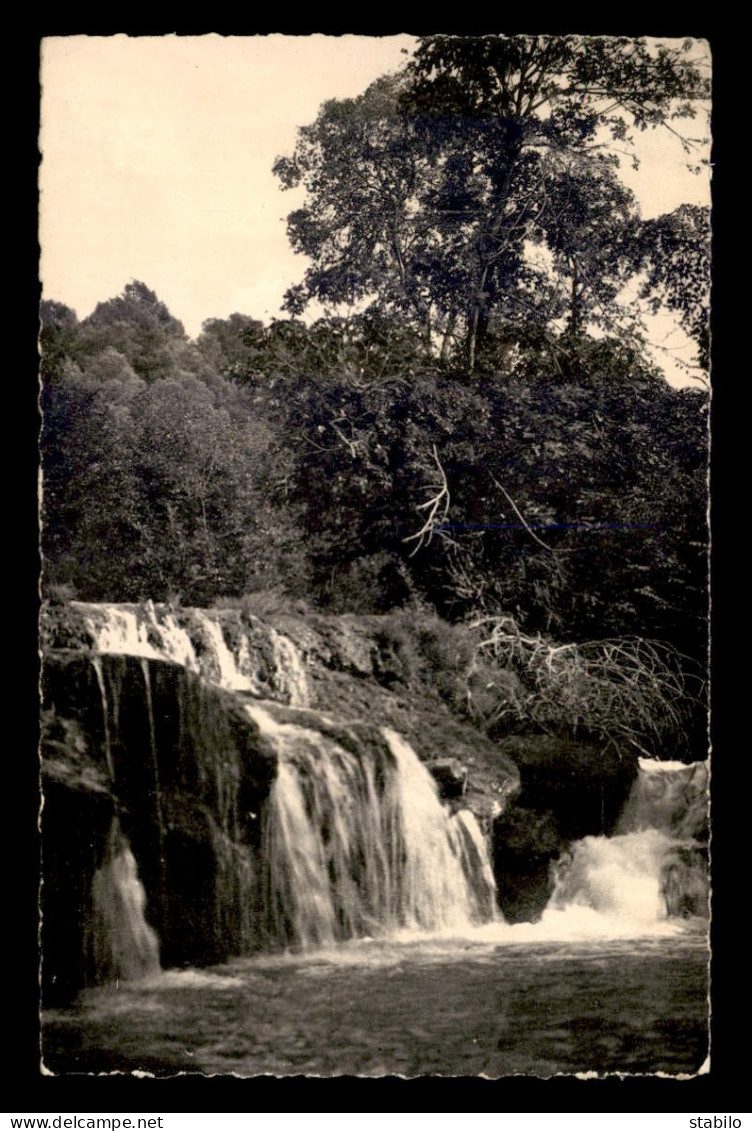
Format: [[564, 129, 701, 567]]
[[42, 921, 708, 1078]]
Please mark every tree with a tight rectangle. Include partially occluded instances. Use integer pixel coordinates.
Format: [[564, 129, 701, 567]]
[[39, 300, 79, 382], [86, 280, 185, 335], [41, 367, 145, 596], [40, 285, 307, 604], [275, 35, 709, 369], [274, 74, 448, 351], [197, 313, 265, 379], [536, 153, 640, 340], [69, 281, 215, 385], [634, 204, 711, 371], [402, 35, 709, 368]]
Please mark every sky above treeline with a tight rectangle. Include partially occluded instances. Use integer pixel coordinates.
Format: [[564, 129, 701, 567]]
[[39, 34, 712, 384]]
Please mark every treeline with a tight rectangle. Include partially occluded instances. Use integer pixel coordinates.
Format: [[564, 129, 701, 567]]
[[39, 282, 708, 669]]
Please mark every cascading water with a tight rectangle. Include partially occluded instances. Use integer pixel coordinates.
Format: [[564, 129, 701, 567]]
[[383, 729, 497, 930], [191, 610, 255, 691], [269, 629, 310, 708], [247, 705, 497, 949], [80, 602, 200, 671], [46, 602, 709, 974], [452, 808, 499, 923], [536, 758, 709, 936], [42, 601, 710, 1076], [78, 602, 310, 707], [548, 829, 688, 927], [618, 758, 708, 841], [85, 817, 161, 984]]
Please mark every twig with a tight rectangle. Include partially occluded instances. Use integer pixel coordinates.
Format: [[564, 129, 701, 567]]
[[490, 475, 577, 554]]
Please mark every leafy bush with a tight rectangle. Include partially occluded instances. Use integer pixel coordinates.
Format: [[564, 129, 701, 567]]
[[45, 582, 79, 605]]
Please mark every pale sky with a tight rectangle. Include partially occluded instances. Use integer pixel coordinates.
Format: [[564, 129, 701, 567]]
[[39, 34, 711, 382]]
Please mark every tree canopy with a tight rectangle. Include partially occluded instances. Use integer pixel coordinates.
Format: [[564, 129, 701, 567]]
[[274, 35, 710, 370]]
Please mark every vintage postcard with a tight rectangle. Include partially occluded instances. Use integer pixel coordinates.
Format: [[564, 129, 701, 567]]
[[38, 33, 711, 1080]]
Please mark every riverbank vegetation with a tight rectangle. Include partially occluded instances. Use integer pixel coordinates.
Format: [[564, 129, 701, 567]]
[[39, 35, 710, 759]]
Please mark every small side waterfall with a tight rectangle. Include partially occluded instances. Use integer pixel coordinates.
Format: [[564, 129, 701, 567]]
[[546, 758, 709, 930], [269, 629, 309, 708], [617, 758, 708, 842], [192, 610, 255, 691], [85, 817, 161, 985], [452, 808, 499, 923], [249, 705, 497, 949]]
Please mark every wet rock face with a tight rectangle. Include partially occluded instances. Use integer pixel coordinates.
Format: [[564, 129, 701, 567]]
[[40, 772, 115, 1005], [661, 844, 709, 918], [501, 735, 638, 842], [428, 759, 468, 800], [40, 707, 115, 1003], [492, 806, 562, 924], [40, 651, 278, 999]]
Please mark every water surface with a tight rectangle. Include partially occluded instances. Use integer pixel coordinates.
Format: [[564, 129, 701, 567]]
[[43, 922, 708, 1078]]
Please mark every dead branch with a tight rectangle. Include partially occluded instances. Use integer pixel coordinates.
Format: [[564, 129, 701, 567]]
[[490, 475, 577, 554], [465, 613, 700, 755], [403, 444, 451, 556]]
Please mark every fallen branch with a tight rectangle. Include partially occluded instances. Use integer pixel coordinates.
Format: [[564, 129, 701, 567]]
[[466, 613, 703, 755]]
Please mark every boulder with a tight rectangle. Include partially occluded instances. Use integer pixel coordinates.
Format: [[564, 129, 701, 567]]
[[428, 758, 468, 800]]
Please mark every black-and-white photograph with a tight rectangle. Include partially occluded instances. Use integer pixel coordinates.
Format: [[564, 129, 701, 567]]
[[38, 33, 712, 1079]]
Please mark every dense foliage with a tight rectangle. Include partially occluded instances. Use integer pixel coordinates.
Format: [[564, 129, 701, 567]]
[[40, 36, 710, 679], [40, 285, 708, 669], [275, 35, 709, 370]]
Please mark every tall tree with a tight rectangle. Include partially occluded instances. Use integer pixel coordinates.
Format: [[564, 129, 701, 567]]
[[274, 75, 447, 349], [402, 35, 709, 367], [70, 280, 214, 385], [275, 35, 709, 369]]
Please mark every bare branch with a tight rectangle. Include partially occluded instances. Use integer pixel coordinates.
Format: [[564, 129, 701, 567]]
[[403, 444, 451, 556], [490, 475, 578, 554]]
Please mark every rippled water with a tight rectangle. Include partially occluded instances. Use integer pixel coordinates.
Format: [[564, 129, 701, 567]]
[[42, 922, 708, 1078]]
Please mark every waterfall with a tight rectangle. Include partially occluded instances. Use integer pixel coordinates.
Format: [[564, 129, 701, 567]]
[[544, 758, 709, 931], [617, 758, 708, 842], [78, 603, 310, 708], [191, 610, 255, 691], [452, 808, 498, 923], [140, 658, 167, 911], [48, 600, 709, 986], [85, 818, 161, 985], [269, 630, 309, 707], [79, 602, 199, 671], [91, 655, 115, 782], [247, 705, 497, 949]]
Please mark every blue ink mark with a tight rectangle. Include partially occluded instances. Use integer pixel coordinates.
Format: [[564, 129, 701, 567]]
[[435, 522, 657, 532]]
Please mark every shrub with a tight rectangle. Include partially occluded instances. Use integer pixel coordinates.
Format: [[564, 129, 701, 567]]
[[239, 588, 311, 621], [45, 582, 79, 605]]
